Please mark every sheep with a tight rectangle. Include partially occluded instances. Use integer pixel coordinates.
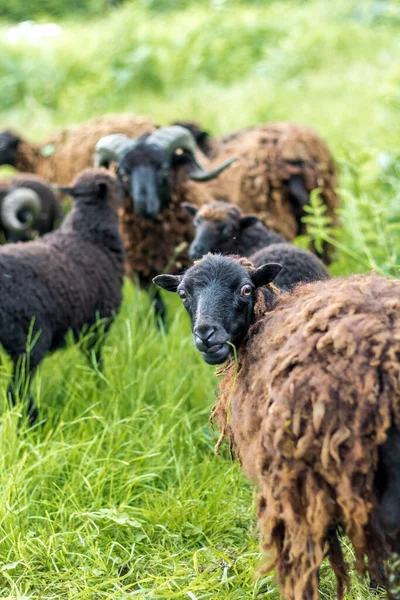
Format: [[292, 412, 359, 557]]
[[203, 122, 340, 249], [96, 121, 338, 313], [0, 174, 62, 242], [154, 254, 400, 600], [183, 201, 285, 260], [95, 126, 236, 319], [0, 168, 125, 423], [0, 114, 157, 185]]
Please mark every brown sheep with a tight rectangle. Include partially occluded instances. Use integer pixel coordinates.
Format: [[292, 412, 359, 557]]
[[203, 122, 340, 244], [154, 254, 400, 600], [0, 114, 157, 185]]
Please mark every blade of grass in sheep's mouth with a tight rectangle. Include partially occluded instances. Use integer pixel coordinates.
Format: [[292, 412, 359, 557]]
[[225, 341, 239, 425]]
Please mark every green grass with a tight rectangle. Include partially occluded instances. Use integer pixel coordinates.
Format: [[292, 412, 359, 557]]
[[0, 0, 399, 597]]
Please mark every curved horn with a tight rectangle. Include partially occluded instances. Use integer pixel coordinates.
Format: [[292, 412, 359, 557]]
[[94, 133, 134, 168], [2, 187, 41, 232], [145, 126, 237, 182], [187, 156, 237, 182]]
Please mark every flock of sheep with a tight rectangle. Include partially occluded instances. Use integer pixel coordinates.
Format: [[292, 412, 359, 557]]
[[0, 113, 398, 599]]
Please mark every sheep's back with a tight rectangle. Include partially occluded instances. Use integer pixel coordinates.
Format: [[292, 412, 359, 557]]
[[33, 115, 157, 185]]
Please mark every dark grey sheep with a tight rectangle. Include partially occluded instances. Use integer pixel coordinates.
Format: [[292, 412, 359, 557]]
[[250, 243, 329, 290], [0, 174, 62, 242], [0, 168, 125, 423]]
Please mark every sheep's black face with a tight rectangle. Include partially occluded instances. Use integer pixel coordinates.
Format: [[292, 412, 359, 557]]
[[153, 254, 282, 365], [0, 132, 21, 167], [118, 144, 170, 219], [185, 203, 261, 261], [189, 216, 237, 260]]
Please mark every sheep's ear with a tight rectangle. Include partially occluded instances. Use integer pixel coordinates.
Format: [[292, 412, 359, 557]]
[[181, 203, 198, 217], [239, 215, 260, 230], [153, 274, 182, 292], [250, 263, 282, 288], [53, 185, 74, 196]]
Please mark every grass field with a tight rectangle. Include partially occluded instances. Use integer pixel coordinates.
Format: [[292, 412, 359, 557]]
[[0, 0, 399, 597]]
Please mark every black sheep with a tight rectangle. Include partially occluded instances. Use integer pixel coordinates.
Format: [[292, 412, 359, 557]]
[[0, 168, 125, 422], [250, 243, 329, 290]]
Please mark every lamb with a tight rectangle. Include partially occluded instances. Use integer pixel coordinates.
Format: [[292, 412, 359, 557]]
[[184, 201, 328, 290], [0, 174, 62, 242], [0, 169, 124, 423], [0, 114, 156, 185], [154, 254, 400, 600]]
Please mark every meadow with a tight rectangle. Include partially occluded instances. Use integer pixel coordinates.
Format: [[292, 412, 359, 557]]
[[0, 0, 399, 597]]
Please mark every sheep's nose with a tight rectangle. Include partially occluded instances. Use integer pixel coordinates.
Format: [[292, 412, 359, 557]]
[[189, 244, 206, 261], [194, 323, 216, 344]]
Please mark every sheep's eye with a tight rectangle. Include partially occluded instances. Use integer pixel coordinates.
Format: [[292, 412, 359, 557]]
[[240, 284, 253, 296], [178, 289, 188, 300]]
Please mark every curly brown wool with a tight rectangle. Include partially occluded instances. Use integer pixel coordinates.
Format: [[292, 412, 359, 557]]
[[10, 114, 157, 185], [212, 271, 400, 600]]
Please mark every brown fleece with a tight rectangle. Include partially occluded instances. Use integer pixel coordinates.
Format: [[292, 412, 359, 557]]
[[12, 114, 157, 185], [212, 270, 400, 600]]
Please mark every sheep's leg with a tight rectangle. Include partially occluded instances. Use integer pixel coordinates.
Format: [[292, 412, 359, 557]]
[[5, 325, 52, 425], [377, 426, 400, 537], [288, 175, 310, 232], [147, 286, 166, 326]]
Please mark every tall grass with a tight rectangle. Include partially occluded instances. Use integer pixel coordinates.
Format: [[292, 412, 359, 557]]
[[0, 0, 398, 597]]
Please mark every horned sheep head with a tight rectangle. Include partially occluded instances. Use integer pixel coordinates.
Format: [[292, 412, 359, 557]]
[[94, 126, 236, 219]]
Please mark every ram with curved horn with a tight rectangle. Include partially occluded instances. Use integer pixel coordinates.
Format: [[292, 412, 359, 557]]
[[0, 174, 62, 242], [94, 125, 237, 322], [95, 125, 236, 219]]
